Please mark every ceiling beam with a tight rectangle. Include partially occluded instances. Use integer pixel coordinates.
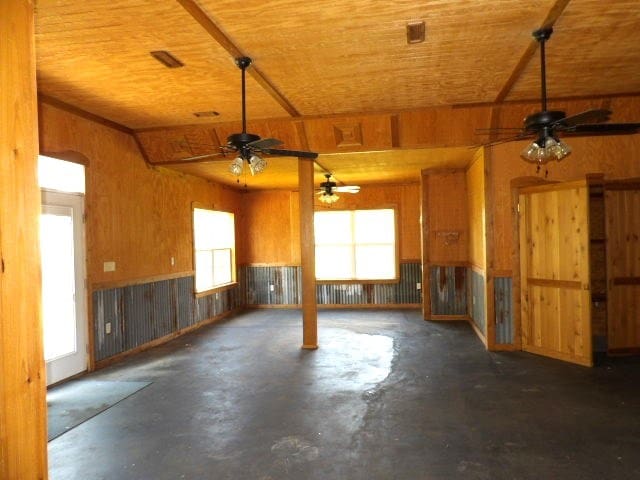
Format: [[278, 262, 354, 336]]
[[493, 0, 572, 104], [175, 0, 301, 117]]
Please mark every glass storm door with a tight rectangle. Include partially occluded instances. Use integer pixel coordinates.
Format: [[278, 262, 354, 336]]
[[41, 190, 87, 385]]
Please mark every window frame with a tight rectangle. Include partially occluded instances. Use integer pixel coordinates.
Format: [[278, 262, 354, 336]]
[[192, 205, 237, 295], [313, 206, 400, 283]]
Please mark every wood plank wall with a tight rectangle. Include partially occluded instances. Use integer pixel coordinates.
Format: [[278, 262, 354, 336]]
[[489, 96, 640, 273], [240, 183, 421, 265], [467, 149, 486, 270], [0, 1, 48, 478], [39, 102, 243, 286], [424, 170, 468, 264]]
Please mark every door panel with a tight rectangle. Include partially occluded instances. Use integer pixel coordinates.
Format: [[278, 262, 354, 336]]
[[41, 190, 87, 385], [519, 181, 592, 366], [606, 188, 640, 351]]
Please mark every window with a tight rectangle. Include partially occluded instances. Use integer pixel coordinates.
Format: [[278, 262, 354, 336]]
[[38, 155, 85, 193], [314, 208, 397, 281], [193, 208, 235, 292]]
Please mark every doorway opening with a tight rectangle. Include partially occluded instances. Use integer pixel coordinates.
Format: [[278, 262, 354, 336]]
[[39, 155, 87, 385]]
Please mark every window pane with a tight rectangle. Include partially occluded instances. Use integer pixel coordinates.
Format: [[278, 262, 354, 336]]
[[314, 211, 352, 244], [354, 209, 394, 243], [194, 209, 234, 250], [355, 245, 396, 279], [213, 249, 232, 285], [38, 155, 85, 194], [195, 250, 213, 291], [315, 245, 353, 279]]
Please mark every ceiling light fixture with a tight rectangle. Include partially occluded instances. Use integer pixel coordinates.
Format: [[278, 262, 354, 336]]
[[150, 50, 184, 68], [318, 192, 340, 204], [520, 127, 572, 165], [229, 157, 243, 176], [228, 153, 268, 177]]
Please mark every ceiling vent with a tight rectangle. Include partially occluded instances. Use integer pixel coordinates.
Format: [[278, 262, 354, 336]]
[[406, 21, 426, 44], [150, 50, 184, 68], [193, 111, 220, 118]]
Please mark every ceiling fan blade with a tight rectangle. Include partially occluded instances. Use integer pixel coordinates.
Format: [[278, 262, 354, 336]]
[[479, 132, 533, 148], [556, 109, 612, 128], [248, 137, 283, 149], [565, 123, 640, 135], [152, 152, 226, 166], [334, 186, 360, 193], [260, 148, 318, 159]]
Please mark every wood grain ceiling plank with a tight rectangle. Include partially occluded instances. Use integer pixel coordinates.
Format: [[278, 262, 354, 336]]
[[494, 0, 572, 104], [175, 0, 300, 117], [35, 0, 289, 128], [504, 0, 640, 102], [196, 0, 554, 115]]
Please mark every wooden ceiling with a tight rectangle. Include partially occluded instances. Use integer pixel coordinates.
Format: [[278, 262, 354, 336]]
[[34, 0, 640, 190]]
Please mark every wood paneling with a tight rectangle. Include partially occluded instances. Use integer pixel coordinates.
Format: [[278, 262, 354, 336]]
[[0, 1, 48, 478], [519, 181, 592, 366], [606, 188, 640, 350], [240, 190, 298, 265], [39, 102, 242, 286], [304, 115, 394, 152], [424, 170, 469, 264], [467, 149, 485, 269], [490, 96, 640, 272], [242, 183, 420, 265]]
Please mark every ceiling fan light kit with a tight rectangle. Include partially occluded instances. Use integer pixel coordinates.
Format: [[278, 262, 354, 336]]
[[477, 27, 639, 171], [173, 56, 318, 176], [317, 173, 360, 204], [318, 192, 340, 204]]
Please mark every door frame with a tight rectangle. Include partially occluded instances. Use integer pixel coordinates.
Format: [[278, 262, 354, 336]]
[[41, 188, 88, 385]]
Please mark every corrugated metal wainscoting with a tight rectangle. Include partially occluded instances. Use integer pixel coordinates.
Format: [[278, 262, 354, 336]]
[[240, 262, 422, 307], [93, 275, 239, 362], [494, 277, 514, 345], [470, 268, 486, 335], [430, 266, 467, 315]]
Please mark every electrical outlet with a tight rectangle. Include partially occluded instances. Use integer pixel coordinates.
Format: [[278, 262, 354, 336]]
[[269, 284, 275, 292], [416, 282, 421, 290], [170, 256, 175, 266], [105, 322, 112, 334], [103, 261, 116, 272]]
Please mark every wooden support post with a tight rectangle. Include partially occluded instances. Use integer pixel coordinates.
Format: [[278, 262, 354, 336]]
[[420, 170, 432, 320], [0, 1, 48, 478], [296, 123, 318, 349]]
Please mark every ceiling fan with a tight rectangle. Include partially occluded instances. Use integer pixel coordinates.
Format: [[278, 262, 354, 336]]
[[171, 56, 318, 175], [317, 173, 360, 204], [481, 27, 640, 170]]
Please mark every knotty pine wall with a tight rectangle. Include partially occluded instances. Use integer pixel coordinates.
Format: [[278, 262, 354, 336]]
[[1, 1, 48, 478]]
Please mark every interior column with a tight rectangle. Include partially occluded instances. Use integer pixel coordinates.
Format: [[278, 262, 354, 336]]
[[298, 155, 318, 349], [0, 0, 48, 478]]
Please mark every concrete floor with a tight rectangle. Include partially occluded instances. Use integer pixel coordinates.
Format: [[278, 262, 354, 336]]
[[49, 309, 640, 480]]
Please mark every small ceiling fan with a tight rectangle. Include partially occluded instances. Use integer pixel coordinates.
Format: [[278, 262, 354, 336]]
[[480, 27, 640, 170], [317, 173, 360, 204], [171, 56, 318, 175]]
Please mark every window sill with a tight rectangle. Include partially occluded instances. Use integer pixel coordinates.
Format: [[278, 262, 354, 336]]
[[194, 281, 238, 298]]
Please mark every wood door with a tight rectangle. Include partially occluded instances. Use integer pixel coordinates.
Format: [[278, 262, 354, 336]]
[[605, 187, 640, 352], [519, 180, 593, 366]]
